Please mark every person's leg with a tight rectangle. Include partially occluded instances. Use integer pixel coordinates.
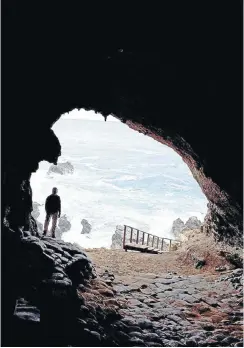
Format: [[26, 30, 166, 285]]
[[43, 214, 50, 235], [51, 213, 58, 238]]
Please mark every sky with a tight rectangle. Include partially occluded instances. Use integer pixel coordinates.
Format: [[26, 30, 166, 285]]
[[62, 109, 119, 122]]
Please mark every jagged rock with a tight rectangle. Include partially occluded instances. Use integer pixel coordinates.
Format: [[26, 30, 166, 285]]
[[55, 226, 63, 239], [81, 219, 92, 234], [170, 216, 202, 239], [170, 218, 185, 238], [47, 161, 74, 175], [183, 216, 202, 231], [225, 253, 243, 269], [58, 214, 71, 233], [111, 225, 124, 249]]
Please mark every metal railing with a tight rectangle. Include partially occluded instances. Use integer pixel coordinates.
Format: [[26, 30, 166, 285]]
[[123, 225, 182, 252]]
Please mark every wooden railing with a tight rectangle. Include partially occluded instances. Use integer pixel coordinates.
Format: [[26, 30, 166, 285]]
[[123, 225, 181, 252]]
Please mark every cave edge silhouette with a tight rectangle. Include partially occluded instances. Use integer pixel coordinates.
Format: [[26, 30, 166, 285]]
[[2, 1, 242, 346]]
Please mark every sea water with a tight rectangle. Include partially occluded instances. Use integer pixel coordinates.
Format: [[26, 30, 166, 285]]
[[31, 114, 208, 248]]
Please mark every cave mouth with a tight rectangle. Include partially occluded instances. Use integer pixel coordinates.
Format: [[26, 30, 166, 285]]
[[30, 108, 208, 248]]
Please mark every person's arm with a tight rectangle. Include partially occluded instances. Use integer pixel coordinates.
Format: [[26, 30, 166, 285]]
[[45, 197, 49, 214], [58, 196, 61, 217]]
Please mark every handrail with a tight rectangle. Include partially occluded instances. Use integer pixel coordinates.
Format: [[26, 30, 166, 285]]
[[123, 224, 182, 244]]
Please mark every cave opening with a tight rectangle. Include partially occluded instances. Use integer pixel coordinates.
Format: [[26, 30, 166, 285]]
[[30, 108, 208, 248], [2, 2, 243, 346]]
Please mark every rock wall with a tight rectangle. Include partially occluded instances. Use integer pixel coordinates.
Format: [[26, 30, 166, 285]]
[[3, 2, 242, 247], [2, 2, 242, 345]]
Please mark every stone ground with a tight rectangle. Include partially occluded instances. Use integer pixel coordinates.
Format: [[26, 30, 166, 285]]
[[87, 249, 243, 347], [8, 234, 243, 347]]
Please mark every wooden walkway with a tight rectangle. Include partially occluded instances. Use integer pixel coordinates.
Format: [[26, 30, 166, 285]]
[[123, 225, 181, 254]]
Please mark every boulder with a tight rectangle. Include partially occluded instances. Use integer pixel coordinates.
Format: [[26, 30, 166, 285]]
[[111, 225, 124, 249], [183, 216, 202, 231], [81, 219, 92, 234], [170, 218, 185, 238], [55, 226, 63, 239], [58, 214, 71, 233], [170, 216, 202, 239], [47, 161, 74, 175]]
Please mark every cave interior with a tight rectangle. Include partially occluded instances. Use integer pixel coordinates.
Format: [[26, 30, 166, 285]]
[[2, 1, 242, 346]]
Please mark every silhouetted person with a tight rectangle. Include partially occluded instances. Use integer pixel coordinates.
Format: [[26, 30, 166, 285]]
[[43, 187, 61, 238]]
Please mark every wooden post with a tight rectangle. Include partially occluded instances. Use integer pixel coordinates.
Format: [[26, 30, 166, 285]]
[[130, 227, 133, 243], [123, 225, 126, 249], [147, 233, 150, 246], [142, 232, 145, 245], [161, 238, 164, 251], [136, 229, 140, 244], [152, 235, 155, 247], [169, 239, 172, 251], [157, 237, 159, 249]]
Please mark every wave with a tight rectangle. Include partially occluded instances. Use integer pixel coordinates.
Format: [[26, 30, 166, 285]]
[[30, 118, 208, 248]]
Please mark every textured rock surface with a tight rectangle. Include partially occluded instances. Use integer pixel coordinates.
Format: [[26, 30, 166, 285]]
[[170, 218, 185, 238], [2, 2, 242, 346], [2, 223, 244, 347], [3, 2, 242, 247], [58, 214, 72, 233], [170, 217, 202, 239], [95, 264, 243, 347], [81, 219, 92, 235], [111, 225, 124, 249], [48, 161, 74, 175], [183, 216, 202, 232]]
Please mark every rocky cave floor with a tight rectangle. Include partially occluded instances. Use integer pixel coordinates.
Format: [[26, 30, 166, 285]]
[[9, 234, 243, 347]]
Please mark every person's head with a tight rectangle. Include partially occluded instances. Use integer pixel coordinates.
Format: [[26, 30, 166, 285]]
[[52, 187, 58, 195]]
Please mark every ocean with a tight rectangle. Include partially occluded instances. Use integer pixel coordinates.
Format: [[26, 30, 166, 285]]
[[31, 112, 208, 248]]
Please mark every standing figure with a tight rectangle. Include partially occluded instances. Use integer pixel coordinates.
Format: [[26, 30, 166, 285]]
[[43, 187, 61, 238]]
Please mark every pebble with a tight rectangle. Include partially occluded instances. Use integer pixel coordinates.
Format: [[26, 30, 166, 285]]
[[221, 336, 239, 345], [128, 337, 145, 346], [146, 342, 162, 347], [137, 318, 153, 329], [129, 331, 143, 338], [51, 272, 64, 280], [143, 332, 161, 342], [9, 230, 244, 347]]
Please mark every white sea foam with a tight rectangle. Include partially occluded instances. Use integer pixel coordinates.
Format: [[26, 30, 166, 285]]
[[31, 111, 208, 248]]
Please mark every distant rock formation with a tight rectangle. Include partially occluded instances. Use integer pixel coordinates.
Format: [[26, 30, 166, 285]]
[[47, 161, 74, 175], [55, 226, 63, 239], [170, 216, 202, 239], [183, 216, 202, 231], [58, 214, 71, 233], [81, 219, 92, 234], [111, 225, 124, 249], [170, 218, 185, 238]]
